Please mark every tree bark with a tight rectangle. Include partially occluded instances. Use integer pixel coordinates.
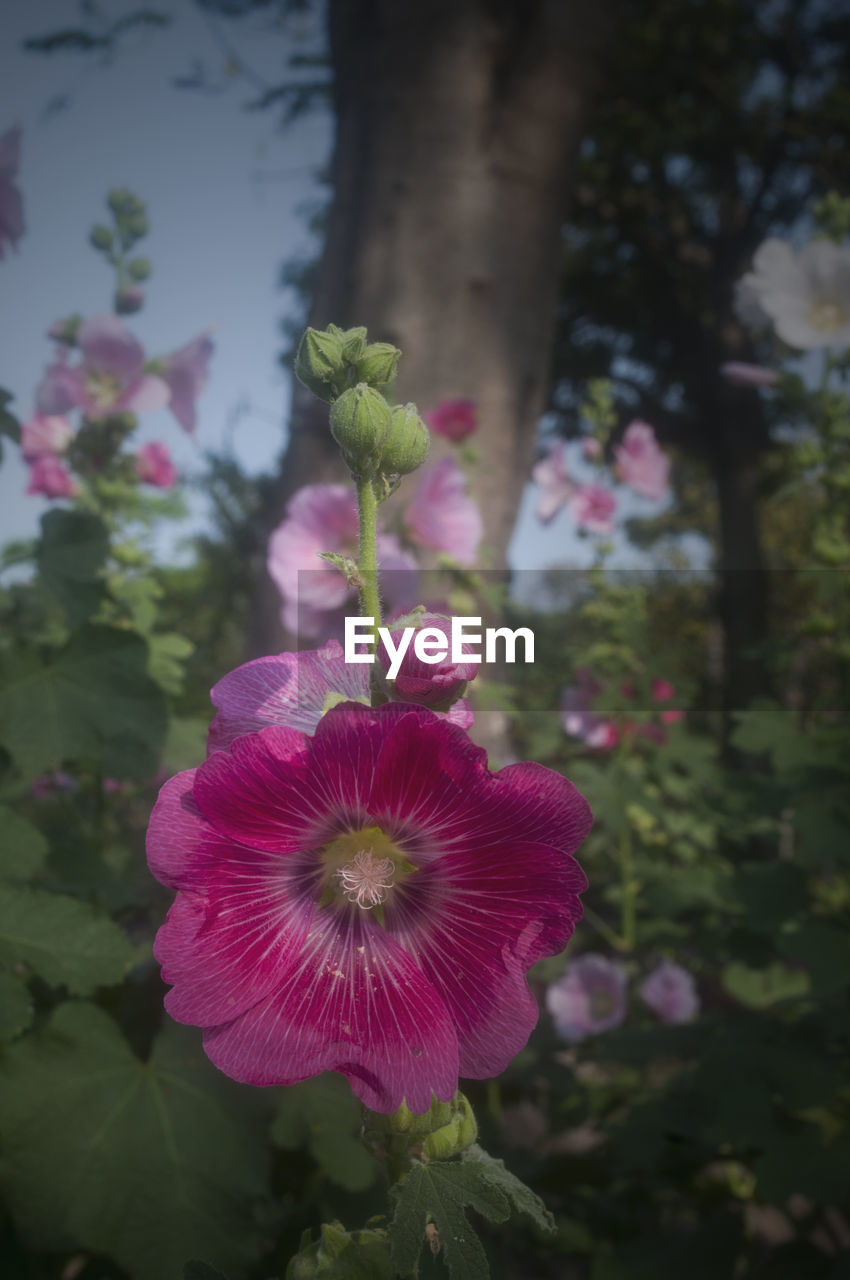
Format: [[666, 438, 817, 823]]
[[250, 0, 613, 656]]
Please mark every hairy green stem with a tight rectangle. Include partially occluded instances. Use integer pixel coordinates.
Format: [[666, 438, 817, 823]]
[[356, 475, 381, 641]]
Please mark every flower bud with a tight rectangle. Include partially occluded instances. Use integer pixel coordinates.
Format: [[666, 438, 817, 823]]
[[128, 257, 151, 281], [340, 326, 368, 363], [107, 187, 133, 215], [90, 225, 113, 251], [330, 382, 393, 474], [379, 403, 430, 476], [354, 341, 401, 386], [422, 1092, 478, 1159], [115, 285, 144, 315], [294, 327, 345, 401]]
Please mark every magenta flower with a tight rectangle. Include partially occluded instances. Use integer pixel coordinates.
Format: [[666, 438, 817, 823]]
[[20, 412, 73, 461], [162, 331, 214, 434], [532, 442, 574, 524], [377, 613, 477, 725], [147, 700, 591, 1112], [26, 456, 77, 499], [35, 315, 169, 419], [423, 398, 478, 443], [640, 960, 699, 1024], [615, 421, 670, 502], [568, 483, 616, 535], [581, 437, 602, 461], [136, 441, 178, 489], [404, 458, 482, 565], [719, 361, 780, 389], [268, 484, 417, 638], [0, 125, 24, 259], [546, 953, 628, 1043]]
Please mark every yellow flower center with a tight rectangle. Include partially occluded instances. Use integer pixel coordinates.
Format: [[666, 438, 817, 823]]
[[86, 371, 123, 410], [319, 826, 415, 914], [808, 299, 845, 334]]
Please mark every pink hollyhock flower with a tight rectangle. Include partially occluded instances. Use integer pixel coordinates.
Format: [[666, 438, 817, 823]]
[[147, 700, 591, 1112], [581, 437, 602, 461], [640, 960, 699, 1024], [405, 458, 482, 565], [615, 421, 670, 501], [719, 361, 779, 389], [423, 398, 478, 443], [35, 315, 169, 419], [532, 442, 574, 524], [20, 412, 73, 461], [136, 441, 178, 489], [568, 483, 616, 535], [268, 484, 418, 639], [162, 331, 214, 434], [546, 953, 628, 1043], [27, 456, 77, 499], [561, 674, 619, 752], [650, 678, 684, 727], [377, 613, 478, 725], [0, 125, 25, 258]]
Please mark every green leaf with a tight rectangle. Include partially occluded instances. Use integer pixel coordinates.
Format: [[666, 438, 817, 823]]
[[37, 510, 109, 624], [0, 970, 33, 1040], [0, 1003, 273, 1280], [161, 716, 208, 774], [0, 884, 136, 994], [461, 1146, 556, 1234], [0, 808, 48, 881], [721, 961, 810, 1009], [0, 624, 168, 782], [389, 1158, 509, 1279], [272, 1074, 376, 1192], [147, 631, 195, 695], [286, 1222, 394, 1279]]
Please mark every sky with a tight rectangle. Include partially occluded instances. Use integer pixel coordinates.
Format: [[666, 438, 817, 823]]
[[0, 0, 681, 577]]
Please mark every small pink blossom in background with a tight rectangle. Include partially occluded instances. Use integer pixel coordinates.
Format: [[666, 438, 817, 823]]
[[268, 483, 417, 638], [147, 698, 591, 1111], [162, 331, 214, 434], [404, 457, 482, 565], [720, 361, 780, 389], [115, 285, 145, 316], [0, 125, 25, 258], [582, 437, 602, 461], [532, 441, 574, 524], [569, 483, 616, 535], [640, 959, 700, 1024], [136, 441, 178, 489], [27, 455, 77, 499], [651, 678, 684, 726], [30, 770, 77, 798], [615, 421, 670, 501], [546, 953, 628, 1043], [377, 612, 477, 727], [20, 412, 73, 461], [423, 397, 478, 442], [561, 672, 619, 752], [103, 778, 132, 794], [35, 315, 169, 419]]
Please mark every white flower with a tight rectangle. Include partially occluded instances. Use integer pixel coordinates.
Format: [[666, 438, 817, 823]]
[[735, 238, 850, 350]]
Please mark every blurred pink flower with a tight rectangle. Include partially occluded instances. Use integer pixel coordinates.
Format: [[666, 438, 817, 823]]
[[30, 770, 77, 798], [377, 613, 477, 725], [561, 676, 619, 752], [569, 483, 616, 535], [423, 397, 478, 442], [115, 285, 145, 315], [20, 412, 73, 461], [581, 437, 602, 461], [615, 421, 670, 501], [35, 315, 169, 419], [532, 441, 574, 524], [719, 361, 779, 388], [268, 483, 418, 638], [405, 458, 482, 565], [0, 125, 25, 259], [136, 441, 178, 488], [27, 455, 77, 499], [651, 677, 676, 702], [162, 331, 214, 434], [546, 953, 628, 1043], [640, 960, 700, 1024]]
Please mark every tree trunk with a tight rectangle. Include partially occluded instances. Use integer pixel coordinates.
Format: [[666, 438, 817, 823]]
[[250, 0, 613, 656]]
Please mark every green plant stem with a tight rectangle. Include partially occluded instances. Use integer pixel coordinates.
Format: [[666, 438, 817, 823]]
[[356, 475, 381, 640], [619, 825, 637, 951], [583, 904, 626, 951]]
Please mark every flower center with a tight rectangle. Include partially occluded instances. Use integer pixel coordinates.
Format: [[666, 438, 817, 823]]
[[808, 299, 845, 334], [335, 848, 395, 909], [86, 370, 123, 410], [589, 988, 616, 1020]]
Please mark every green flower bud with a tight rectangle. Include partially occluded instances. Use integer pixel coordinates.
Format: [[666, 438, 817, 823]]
[[125, 212, 149, 240], [422, 1093, 478, 1160], [354, 342, 401, 386], [128, 257, 151, 281], [286, 1222, 393, 1280], [330, 382, 393, 474], [107, 187, 133, 214], [379, 403, 430, 476], [295, 327, 346, 400], [89, 225, 113, 251], [340, 326, 368, 363]]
